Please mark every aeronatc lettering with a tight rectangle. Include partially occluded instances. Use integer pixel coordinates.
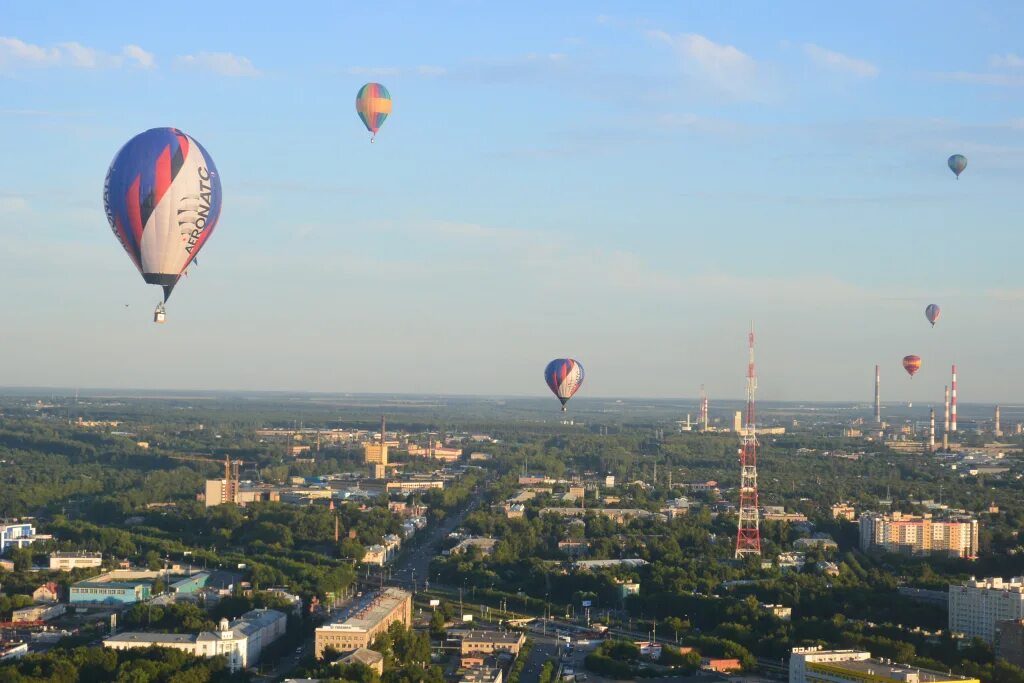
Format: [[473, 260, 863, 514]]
[[185, 166, 212, 254]]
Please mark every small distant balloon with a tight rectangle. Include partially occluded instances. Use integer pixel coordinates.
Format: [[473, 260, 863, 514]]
[[902, 355, 922, 378], [544, 358, 585, 411], [356, 83, 392, 142], [948, 154, 967, 179], [925, 304, 941, 327]]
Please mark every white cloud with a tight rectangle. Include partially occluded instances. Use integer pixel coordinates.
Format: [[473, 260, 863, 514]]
[[176, 51, 260, 77], [56, 42, 101, 68], [803, 43, 878, 78], [990, 53, 1024, 68], [0, 37, 154, 70], [647, 30, 763, 100], [0, 37, 60, 66], [122, 45, 154, 69]]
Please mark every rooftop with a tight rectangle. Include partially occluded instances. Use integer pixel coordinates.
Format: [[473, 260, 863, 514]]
[[815, 658, 976, 683], [319, 588, 410, 634], [958, 577, 1024, 592], [456, 629, 525, 644], [341, 647, 384, 667]]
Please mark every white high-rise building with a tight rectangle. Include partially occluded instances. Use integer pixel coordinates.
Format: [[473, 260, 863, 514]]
[[949, 578, 1024, 644]]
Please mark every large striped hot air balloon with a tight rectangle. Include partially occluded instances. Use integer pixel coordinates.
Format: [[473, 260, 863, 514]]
[[948, 154, 967, 179], [902, 355, 922, 378], [355, 83, 392, 142], [103, 127, 223, 322], [925, 304, 941, 327], [544, 358, 585, 411]]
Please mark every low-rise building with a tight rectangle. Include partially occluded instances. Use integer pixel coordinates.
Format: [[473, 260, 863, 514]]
[[789, 647, 977, 683], [618, 581, 640, 599], [12, 603, 66, 623], [449, 538, 498, 556], [460, 668, 503, 683], [339, 647, 385, 674], [573, 558, 648, 571], [315, 588, 412, 659], [104, 609, 286, 673], [32, 582, 60, 603], [0, 521, 48, 553], [452, 629, 526, 656], [794, 535, 838, 551], [49, 551, 103, 572], [71, 569, 204, 606], [762, 603, 792, 621], [831, 504, 856, 521], [703, 658, 742, 672], [539, 508, 665, 524], [0, 642, 28, 662], [72, 579, 151, 605]]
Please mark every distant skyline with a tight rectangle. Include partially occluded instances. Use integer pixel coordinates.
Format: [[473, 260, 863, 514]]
[[2, 2, 1024, 402]]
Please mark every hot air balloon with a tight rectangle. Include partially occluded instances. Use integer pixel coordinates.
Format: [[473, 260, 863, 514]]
[[355, 83, 392, 142], [104, 127, 222, 323], [544, 358, 584, 411], [948, 154, 967, 179], [925, 304, 941, 327], [902, 355, 922, 378]]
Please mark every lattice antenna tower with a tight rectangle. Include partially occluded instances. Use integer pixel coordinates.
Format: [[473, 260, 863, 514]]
[[735, 325, 762, 558]]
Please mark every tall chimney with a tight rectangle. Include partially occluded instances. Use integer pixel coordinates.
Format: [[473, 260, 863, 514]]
[[951, 365, 958, 432], [995, 405, 1002, 437], [874, 364, 881, 424], [380, 415, 386, 444], [929, 408, 935, 452], [943, 385, 950, 450]]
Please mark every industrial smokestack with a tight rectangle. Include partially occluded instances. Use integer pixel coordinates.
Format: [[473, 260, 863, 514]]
[[874, 364, 881, 424], [951, 365, 958, 432], [995, 405, 1002, 437], [929, 408, 935, 452], [943, 385, 950, 450]]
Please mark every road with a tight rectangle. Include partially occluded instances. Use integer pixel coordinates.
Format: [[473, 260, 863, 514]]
[[518, 633, 561, 683], [358, 491, 481, 592], [261, 493, 480, 681]]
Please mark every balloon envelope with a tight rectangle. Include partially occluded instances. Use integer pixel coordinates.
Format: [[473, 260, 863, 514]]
[[925, 304, 941, 327], [902, 355, 922, 378], [356, 83, 392, 137], [948, 154, 967, 178], [544, 358, 585, 410], [104, 127, 222, 301]]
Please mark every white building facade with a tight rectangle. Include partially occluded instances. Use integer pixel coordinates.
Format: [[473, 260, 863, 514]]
[[949, 578, 1024, 644], [104, 609, 286, 671]]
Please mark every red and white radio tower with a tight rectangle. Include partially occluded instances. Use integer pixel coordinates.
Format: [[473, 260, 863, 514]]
[[735, 326, 761, 558]]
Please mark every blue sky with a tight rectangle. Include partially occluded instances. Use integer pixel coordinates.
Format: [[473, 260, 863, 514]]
[[2, 1, 1024, 403]]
